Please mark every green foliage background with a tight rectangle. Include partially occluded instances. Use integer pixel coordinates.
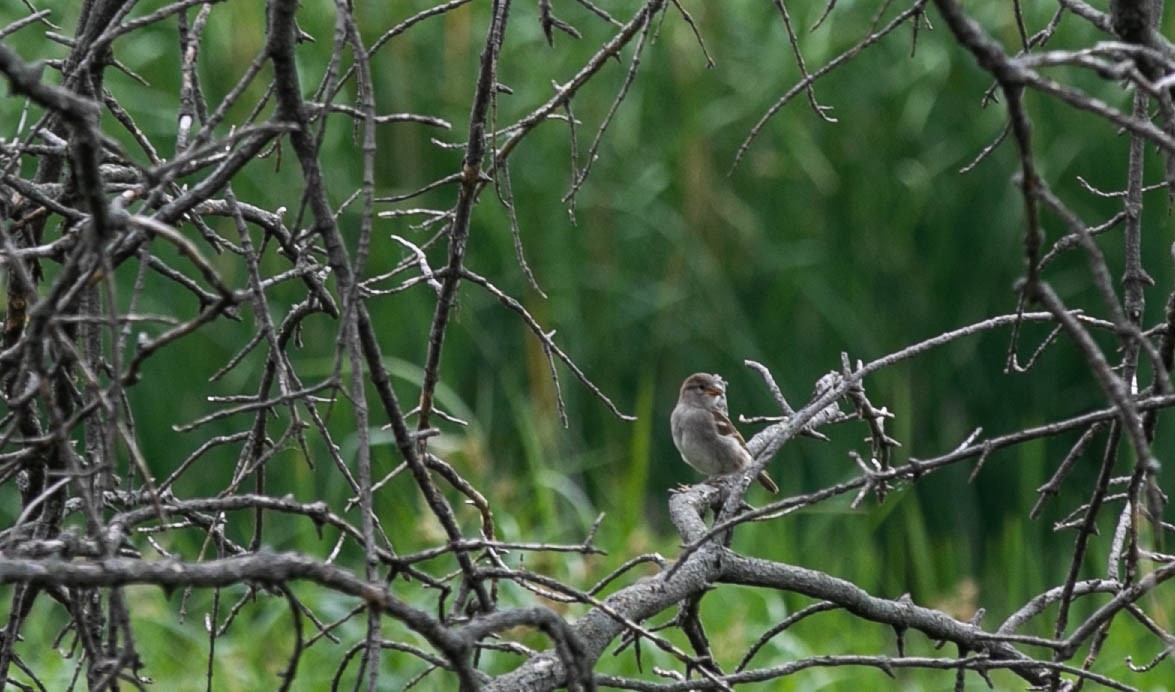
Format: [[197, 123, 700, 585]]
[[2, 0, 1175, 688]]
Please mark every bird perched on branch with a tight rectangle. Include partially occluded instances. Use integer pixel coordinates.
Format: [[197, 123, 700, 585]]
[[671, 372, 779, 493]]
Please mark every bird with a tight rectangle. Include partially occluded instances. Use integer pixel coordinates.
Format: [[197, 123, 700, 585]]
[[670, 372, 779, 493]]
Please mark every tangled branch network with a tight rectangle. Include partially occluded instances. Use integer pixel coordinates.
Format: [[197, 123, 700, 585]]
[[0, 0, 1174, 690]]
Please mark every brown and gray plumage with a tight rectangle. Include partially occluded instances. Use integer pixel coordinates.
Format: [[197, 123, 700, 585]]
[[670, 372, 779, 493]]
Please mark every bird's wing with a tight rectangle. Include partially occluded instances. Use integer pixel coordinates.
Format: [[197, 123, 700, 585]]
[[710, 409, 748, 447]]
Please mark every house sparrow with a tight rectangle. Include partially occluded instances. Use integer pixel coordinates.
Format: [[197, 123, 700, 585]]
[[671, 372, 779, 493]]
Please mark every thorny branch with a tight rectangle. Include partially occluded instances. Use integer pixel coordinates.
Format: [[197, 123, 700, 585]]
[[0, 0, 1174, 690]]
